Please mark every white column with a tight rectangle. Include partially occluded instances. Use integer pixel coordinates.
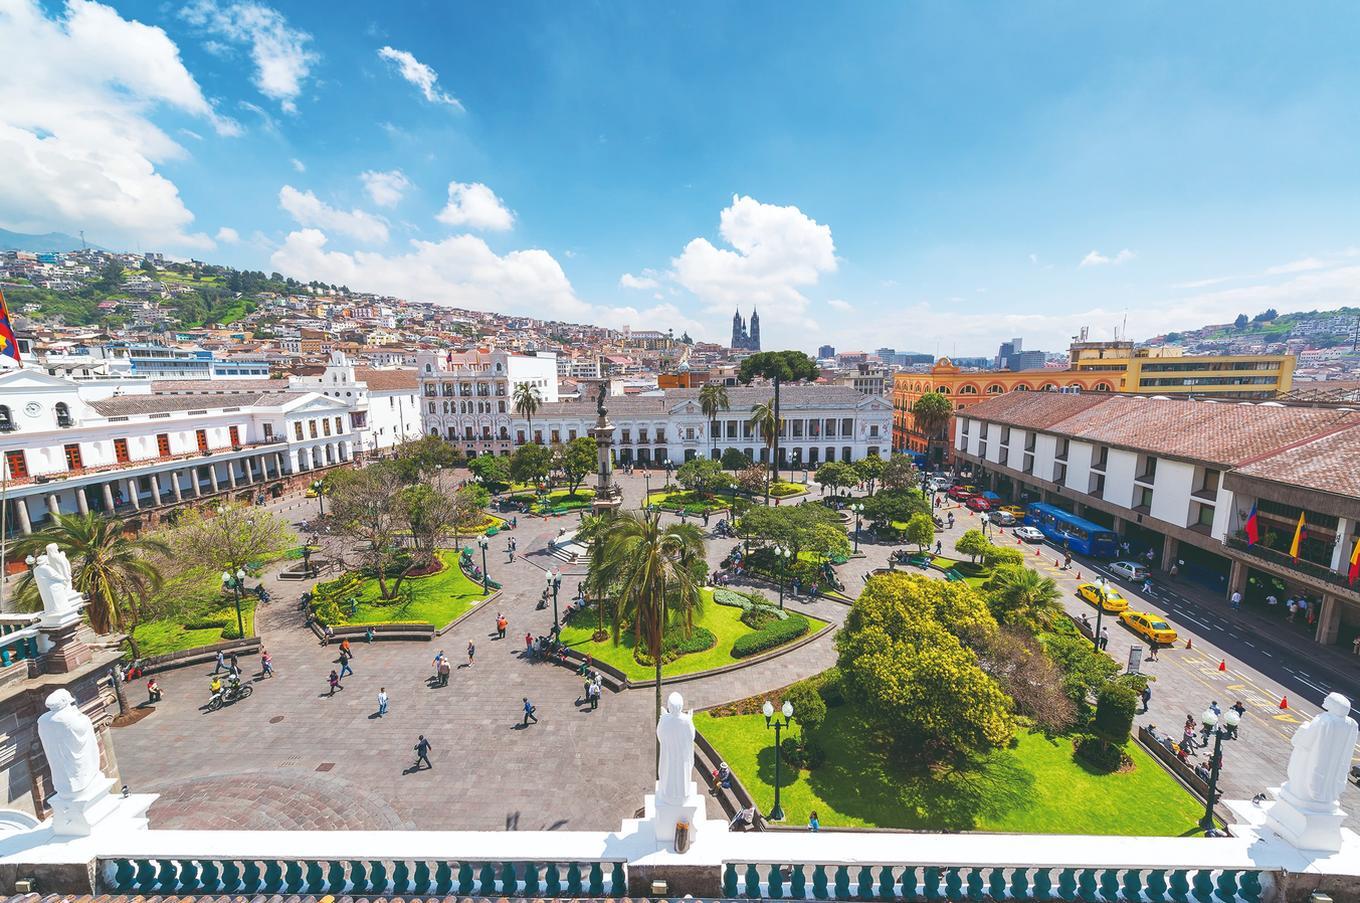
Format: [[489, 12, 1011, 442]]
[[170, 473, 183, 502], [208, 465, 220, 494], [1330, 517, 1350, 572], [227, 461, 238, 488], [75, 487, 89, 516], [125, 478, 140, 510], [101, 483, 115, 511], [150, 476, 163, 506], [14, 498, 31, 535], [47, 494, 60, 517]]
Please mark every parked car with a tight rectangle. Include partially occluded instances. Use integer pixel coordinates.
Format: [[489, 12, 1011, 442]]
[[1120, 610, 1178, 646], [1014, 525, 1045, 543], [991, 510, 1016, 526], [1077, 582, 1129, 613], [1109, 561, 1149, 582], [965, 496, 992, 512], [947, 485, 975, 501], [1001, 505, 1028, 520]]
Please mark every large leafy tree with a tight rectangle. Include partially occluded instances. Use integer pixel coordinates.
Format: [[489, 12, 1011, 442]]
[[720, 447, 751, 471], [675, 457, 726, 495], [814, 460, 856, 497], [510, 442, 553, 485], [854, 454, 885, 493], [590, 512, 706, 755], [738, 350, 819, 488], [553, 436, 598, 495], [739, 502, 847, 559], [904, 512, 935, 552], [391, 435, 464, 482], [911, 391, 954, 467], [467, 453, 509, 488], [325, 464, 407, 600], [170, 502, 295, 576], [880, 453, 920, 492], [15, 513, 170, 658], [860, 488, 931, 529], [698, 383, 730, 458], [398, 484, 458, 570], [954, 528, 991, 563], [512, 382, 544, 442]]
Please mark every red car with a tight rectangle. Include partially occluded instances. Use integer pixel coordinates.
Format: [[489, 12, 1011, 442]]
[[947, 486, 975, 501], [965, 496, 992, 512]]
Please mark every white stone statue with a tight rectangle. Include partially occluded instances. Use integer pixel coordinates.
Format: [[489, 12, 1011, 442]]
[[36, 689, 102, 798], [1282, 692, 1358, 811], [32, 544, 82, 620], [656, 691, 696, 805]]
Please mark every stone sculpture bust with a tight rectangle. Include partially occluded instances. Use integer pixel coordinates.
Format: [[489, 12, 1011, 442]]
[[655, 691, 695, 805], [1281, 691, 1358, 811], [36, 689, 102, 798]]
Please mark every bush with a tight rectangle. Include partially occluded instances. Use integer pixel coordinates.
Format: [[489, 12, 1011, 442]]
[[769, 481, 805, 498], [780, 734, 826, 770], [731, 612, 810, 658], [721, 448, 753, 470], [1074, 734, 1129, 773], [784, 680, 827, 732], [741, 607, 779, 630], [817, 666, 847, 707], [635, 626, 717, 665], [1094, 683, 1138, 745]]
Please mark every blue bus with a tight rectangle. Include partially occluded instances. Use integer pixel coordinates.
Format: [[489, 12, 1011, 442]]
[[1023, 502, 1120, 558]]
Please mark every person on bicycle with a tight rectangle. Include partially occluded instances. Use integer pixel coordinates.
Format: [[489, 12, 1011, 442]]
[[209, 675, 223, 702]]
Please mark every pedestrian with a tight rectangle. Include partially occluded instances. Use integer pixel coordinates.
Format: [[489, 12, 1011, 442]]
[[1287, 599, 1298, 622], [228, 653, 241, 681], [365, 626, 375, 644], [1141, 685, 1152, 713], [338, 649, 354, 679], [524, 631, 533, 653], [809, 810, 820, 832], [377, 687, 389, 717], [522, 696, 538, 725], [467, 641, 476, 666], [1230, 590, 1242, 611], [1145, 548, 1155, 564], [260, 649, 274, 678], [147, 677, 162, 703], [1229, 701, 1245, 738], [1148, 642, 1159, 662], [496, 614, 507, 639], [511, 516, 518, 529], [703, 511, 710, 526], [413, 734, 433, 770], [1305, 598, 1316, 626], [328, 669, 341, 696], [1182, 716, 1197, 751], [507, 541, 514, 562], [1063, 552, 1072, 570], [1266, 593, 1278, 610], [1099, 626, 1110, 650], [340, 637, 352, 658], [1169, 562, 1179, 580], [438, 657, 451, 686], [1142, 577, 1153, 595], [588, 681, 599, 710], [935, 540, 943, 555], [213, 649, 226, 674]]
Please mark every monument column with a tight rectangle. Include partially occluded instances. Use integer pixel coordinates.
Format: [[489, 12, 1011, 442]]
[[591, 384, 623, 516]]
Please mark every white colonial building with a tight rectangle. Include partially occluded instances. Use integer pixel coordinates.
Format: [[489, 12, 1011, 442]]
[[520, 385, 891, 466], [417, 349, 558, 457], [0, 368, 355, 537]]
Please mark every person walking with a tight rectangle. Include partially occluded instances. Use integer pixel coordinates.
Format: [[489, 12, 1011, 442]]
[[1142, 576, 1153, 595], [522, 696, 538, 725], [328, 669, 341, 696], [340, 637, 352, 659], [1098, 626, 1110, 651], [1140, 685, 1152, 714], [338, 649, 354, 680], [438, 656, 451, 687], [366, 626, 375, 644], [1230, 590, 1242, 612], [260, 649, 274, 678], [497, 614, 508, 639], [1287, 598, 1298, 622], [213, 649, 226, 674], [1182, 716, 1197, 751], [1229, 701, 1245, 739], [467, 641, 476, 666], [413, 734, 433, 770], [377, 687, 389, 717]]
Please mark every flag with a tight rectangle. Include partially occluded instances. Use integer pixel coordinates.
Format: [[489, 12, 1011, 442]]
[[0, 289, 19, 364], [1349, 540, 1360, 586], [1243, 503, 1260, 545], [1289, 511, 1306, 561]]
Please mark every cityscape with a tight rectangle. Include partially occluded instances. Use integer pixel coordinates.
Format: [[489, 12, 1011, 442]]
[[0, 2, 1358, 901]]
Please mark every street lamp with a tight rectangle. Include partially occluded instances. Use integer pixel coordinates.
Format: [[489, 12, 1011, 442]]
[[850, 503, 864, 554], [221, 568, 247, 639], [478, 538, 490, 595], [1198, 707, 1241, 831], [1092, 577, 1107, 652], [546, 567, 562, 633], [644, 471, 651, 510], [773, 544, 792, 609], [311, 480, 325, 516], [762, 699, 795, 821]]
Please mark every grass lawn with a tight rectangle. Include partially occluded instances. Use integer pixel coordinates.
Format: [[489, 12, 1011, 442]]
[[132, 595, 257, 657], [695, 706, 1206, 835], [559, 589, 828, 680], [342, 549, 487, 627], [769, 480, 808, 498], [646, 489, 731, 512]]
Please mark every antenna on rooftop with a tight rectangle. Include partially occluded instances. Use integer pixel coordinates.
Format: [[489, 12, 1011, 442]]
[[79, 230, 86, 250]]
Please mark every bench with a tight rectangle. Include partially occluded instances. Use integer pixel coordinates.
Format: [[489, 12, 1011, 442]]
[[944, 569, 965, 582], [1139, 725, 1211, 798], [310, 621, 434, 643], [139, 638, 262, 676]]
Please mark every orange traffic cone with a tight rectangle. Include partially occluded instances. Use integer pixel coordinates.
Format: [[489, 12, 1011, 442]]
[[1075, 570, 1082, 580], [1186, 638, 1193, 650], [1218, 659, 1226, 671], [1034, 547, 1041, 557], [1279, 696, 1289, 710], [1016, 537, 1023, 545]]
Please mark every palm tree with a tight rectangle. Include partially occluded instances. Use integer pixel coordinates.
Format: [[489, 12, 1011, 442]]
[[591, 511, 705, 759], [699, 383, 730, 462], [747, 400, 779, 503], [512, 382, 544, 445], [911, 390, 954, 469], [984, 564, 1063, 629]]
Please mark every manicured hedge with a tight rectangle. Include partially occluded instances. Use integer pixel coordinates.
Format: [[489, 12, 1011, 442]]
[[731, 612, 810, 658], [635, 625, 718, 665]]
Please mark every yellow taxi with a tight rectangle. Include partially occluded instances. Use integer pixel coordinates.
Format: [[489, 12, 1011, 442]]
[[1120, 610, 1178, 646], [1001, 505, 1027, 520], [1077, 582, 1129, 613]]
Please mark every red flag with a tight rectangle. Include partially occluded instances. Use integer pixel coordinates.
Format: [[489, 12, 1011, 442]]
[[1243, 503, 1260, 545]]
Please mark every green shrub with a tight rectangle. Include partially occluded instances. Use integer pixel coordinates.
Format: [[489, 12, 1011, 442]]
[[784, 680, 827, 732], [635, 626, 717, 665], [1074, 734, 1128, 773], [1094, 683, 1138, 745], [713, 588, 751, 608], [731, 612, 810, 658], [817, 666, 847, 707]]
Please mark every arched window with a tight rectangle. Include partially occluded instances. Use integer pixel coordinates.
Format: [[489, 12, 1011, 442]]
[[986, 384, 1005, 394], [0, 405, 11, 432], [936, 386, 950, 395], [958, 384, 979, 395], [1095, 382, 1112, 392], [1040, 383, 1057, 392], [1013, 385, 1030, 392], [54, 402, 72, 427]]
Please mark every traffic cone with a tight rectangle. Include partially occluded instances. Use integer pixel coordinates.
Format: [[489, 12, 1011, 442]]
[[1218, 659, 1226, 671], [1186, 638, 1193, 650], [1076, 570, 1082, 580], [1279, 696, 1289, 710]]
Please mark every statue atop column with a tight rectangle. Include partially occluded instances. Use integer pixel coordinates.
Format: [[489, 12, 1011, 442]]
[[32, 543, 85, 624], [1266, 691, 1359, 852], [36, 688, 120, 835], [656, 691, 696, 805], [596, 381, 608, 419]]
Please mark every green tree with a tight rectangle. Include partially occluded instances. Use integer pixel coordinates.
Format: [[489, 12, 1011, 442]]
[[513, 382, 543, 441], [467, 453, 509, 488], [397, 483, 458, 569], [139, 258, 157, 274], [981, 544, 1025, 569], [1093, 683, 1137, 746], [554, 436, 598, 495], [391, 435, 464, 483], [1233, 313, 1249, 329], [591, 511, 706, 757], [1042, 634, 1119, 709], [740, 503, 847, 559], [983, 564, 1063, 629], [675, 457, 724, 495], [814, 460, 856, 497], [510, 442, 553, 485], [954, 528, 991, 563], [720, 447, 751, 471], [448, 484, 489, 551], [905, 512, 935, 552], [854, 454, 885, 493], [170, 502, 295, 576], [860, 488, 930, 528], [747, 400, 780, 502], [880, 453, 918, 491], [325, 464, 408, 600], [739, 350, 820, 489], [699, 383, 730, 459], [911, 391, 954, 468]]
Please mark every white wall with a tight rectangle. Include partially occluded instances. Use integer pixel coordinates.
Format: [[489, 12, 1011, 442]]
[[1150, 459, 1195, 527], [1104, 448, 1138, 508]]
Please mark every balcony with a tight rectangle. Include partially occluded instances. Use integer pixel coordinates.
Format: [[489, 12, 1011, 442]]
[[1225, 535, 1352, 592], [3, 439, 286, 487]]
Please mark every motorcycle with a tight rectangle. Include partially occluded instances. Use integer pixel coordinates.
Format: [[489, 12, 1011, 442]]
[[207, 680, 254, 711]]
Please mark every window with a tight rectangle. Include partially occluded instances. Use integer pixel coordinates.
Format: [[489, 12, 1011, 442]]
[[1136, 486, 1154, 510], [686, 427, 695, 440], [1055, 438, 1069, 461], [1199, 468, 1221, 496], [229, 426, 240, 446], [64, 443, 83, 471], [294, 422, 304, 441], [0, 405, 12, 432], [841, 418, 853, 436], [157, 433, 171, 456], [569, 429, 577, 441], [335, 417, 343, 434], [264, 423, 274, 441], [986, 384, 1004, 394], [1137, 456, 1157, 483], [114, 438, 130, 464], [55, 402, 72, 427], [551, 430, 561, 444], [1092, 446, 1108, 470], [621, 429, 631, 443], [309, 420, 318, 438], [5, 450, 27, 479], [323, 418, 332, 437], [196, 429, 209, 453]]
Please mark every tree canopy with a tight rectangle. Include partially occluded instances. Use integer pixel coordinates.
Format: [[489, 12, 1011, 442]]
[[737, 350, 820, 385], [675, 457, 729, 495], [879, 453, 920, 491], [553, 436, 597, 494], [510, 442, 553, 485]]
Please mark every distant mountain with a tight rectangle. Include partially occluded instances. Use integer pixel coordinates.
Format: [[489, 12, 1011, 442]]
[[0, 228, 104, 253]]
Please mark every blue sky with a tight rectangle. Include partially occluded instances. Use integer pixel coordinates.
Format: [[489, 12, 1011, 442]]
[[3, 1, 1359, 354]]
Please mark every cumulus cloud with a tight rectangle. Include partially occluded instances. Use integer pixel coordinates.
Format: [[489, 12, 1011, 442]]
[[360, 169, 411, 207], [180, 0, 316, 113], [619, 270, 661, 290], [435, 181, 514, 231], [827, 298, 852, 311], [377, 46, 463, 109], [278, 186, 388, 244], [290, 157, 306, 173], [1080, 248, 1135, 267], [0, 0, 231, 249], [215, 226, 240, 243]]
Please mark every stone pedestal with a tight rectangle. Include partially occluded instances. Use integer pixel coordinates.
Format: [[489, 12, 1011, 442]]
[[590, 414, 623, 515], [47, 775, 121, 836], [37, 619, 92, 675], [1265, 785, 1350, 853], [620, 781, 715, 854]]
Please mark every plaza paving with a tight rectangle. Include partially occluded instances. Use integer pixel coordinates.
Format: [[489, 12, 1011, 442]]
[[110, 471, 1360, 831]]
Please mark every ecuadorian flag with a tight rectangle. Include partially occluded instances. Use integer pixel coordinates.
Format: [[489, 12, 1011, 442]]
[[0, 289, 20, 364]]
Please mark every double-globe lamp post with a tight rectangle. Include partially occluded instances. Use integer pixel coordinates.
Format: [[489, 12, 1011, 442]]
[[850, 503, 864, 554], [478, 538, 490, 595], [1093, 576, 1108, 652], [220, 568, 247, 640], [545, 567, 562, 633], [311, 480, 325, 516], [762, 699, 795, 821], [1199, 706, 1241, 831], [773, 544, 792, 609]]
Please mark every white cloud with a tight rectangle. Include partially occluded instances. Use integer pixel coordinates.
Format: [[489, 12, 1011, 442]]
[[1080, 248, 1135, 267], [290, 157, 306, 173], [619, 270, 660, 291], [827, 298, 852, 311], [215, 226, 240, 243], [377, 46, 463, 110], [278, 186, 388, 244], [1265, 257, 1326, 276], [435, 181, 514, 231], [0, 0, 231, 249], [180, 0, 316, 113], [360, 169, 410, 207]]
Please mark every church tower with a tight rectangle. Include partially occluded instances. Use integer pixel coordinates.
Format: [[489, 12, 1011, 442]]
[[749, 308, 760, 351]]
